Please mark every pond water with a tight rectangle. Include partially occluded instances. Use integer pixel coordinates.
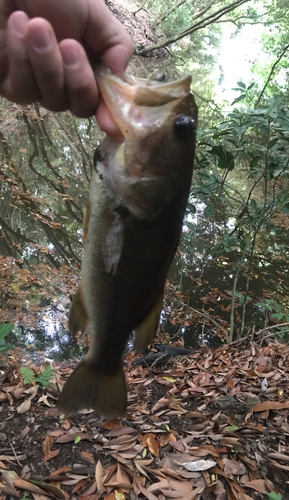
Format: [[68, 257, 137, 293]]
[[6, 237, 288, 362]]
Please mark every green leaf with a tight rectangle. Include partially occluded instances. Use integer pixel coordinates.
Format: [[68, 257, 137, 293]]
[[186, 221, 195, 231], [267, 492, 282, 500], [0, 323, 13, 339], [21, 367, 35, 385], [187, 203, 196, 214], [250, 199, 257, 210], [231, 94, 246, 105], [271, 313, 284, 320], [281, 202, 289, 214], [210, 145, 224, 158], [268, 138, 279, 149], [250, 156, 261, 168], [204, 204, 214, 218], [0, 342, 13, 353], [35, 366, 53, 387], [225, 425, 240, 432], [75, 436, 81, 444], [237, 81, 246, 89]]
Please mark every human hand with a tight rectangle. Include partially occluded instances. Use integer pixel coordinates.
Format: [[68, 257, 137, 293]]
[[0, 0, 133, 133]]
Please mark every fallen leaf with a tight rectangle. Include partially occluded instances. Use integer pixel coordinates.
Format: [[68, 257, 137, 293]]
[[244, 479, 267, 493], [223, 458, 247, 475], [42, 436, 60, 462], [182, 460, 217, 472], [102, 419, 122, 430], [17, 398, 31, 414], [252, 401, 289, 412], [141, 433, 160, 457], [80, 451, 94, 464]]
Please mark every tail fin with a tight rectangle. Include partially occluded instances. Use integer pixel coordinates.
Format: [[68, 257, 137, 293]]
[[57, 360, 127, 417]]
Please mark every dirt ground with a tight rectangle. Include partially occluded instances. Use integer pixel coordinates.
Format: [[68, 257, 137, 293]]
[[0, 332, 289, 500]]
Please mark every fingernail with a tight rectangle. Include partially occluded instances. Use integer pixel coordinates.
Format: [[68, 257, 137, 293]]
[[62, 45, 80, 66], [30, 26, 51, 50], [10, 11, 27, 36]]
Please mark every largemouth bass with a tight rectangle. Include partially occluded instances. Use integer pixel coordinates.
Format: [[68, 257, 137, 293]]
[[57, 66, 198, 417]]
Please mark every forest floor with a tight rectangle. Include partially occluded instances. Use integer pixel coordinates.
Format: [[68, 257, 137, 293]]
[[0, 331, 289, 500]]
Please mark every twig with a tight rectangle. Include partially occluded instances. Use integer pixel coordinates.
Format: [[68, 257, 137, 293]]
[[179, 301, 228, 336], [150, 353, 169, 369], [133, 0, 148, 15], [10, 440, 22, 467], [255, 322, 289, 334]]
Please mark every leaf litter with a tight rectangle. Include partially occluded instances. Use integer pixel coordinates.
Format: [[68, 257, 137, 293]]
[[0, 331, 289, 499]]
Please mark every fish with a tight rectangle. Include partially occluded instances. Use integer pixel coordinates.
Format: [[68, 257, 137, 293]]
[[57, 66, 198, 417]]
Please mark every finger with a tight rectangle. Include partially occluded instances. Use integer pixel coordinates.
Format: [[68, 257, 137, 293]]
[[59, 39, 99, 118], [2, 10, 40, 103], [86, 0, 134, 76], [26, 17, 68, 112], [95, 100, 119, 136]]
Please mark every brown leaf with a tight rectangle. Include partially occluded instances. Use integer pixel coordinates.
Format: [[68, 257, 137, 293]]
[[32, 495, 51, 500], [80, 495, 99, 500], [223, 458, 247, 475], [160, 433, 177, 446], [244, 479, 267, 494], [102, 419, 122, 430], [185, 411, 205, 419], [17, 398, 31, 414], [42, 435, 60, 462], [142, 433, 160, 457], [14, 479, 48, 495], [80, 450, 95, 464], [55, 431, 91, 443], [137, 481, 159, 500], [95, 461, 103, 492], [252, 401, 289, 412]]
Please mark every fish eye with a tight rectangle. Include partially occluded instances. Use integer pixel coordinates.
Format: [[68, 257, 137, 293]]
[[174, 115, 195, 141]]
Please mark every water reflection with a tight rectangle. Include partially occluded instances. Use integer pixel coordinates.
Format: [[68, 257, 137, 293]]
[[7, 322, 87, 362]]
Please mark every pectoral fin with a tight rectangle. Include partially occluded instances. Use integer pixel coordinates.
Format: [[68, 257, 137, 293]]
[[68, 285, 89, 337], [133, 294, 163, 353], [102, 209, 124, 275]]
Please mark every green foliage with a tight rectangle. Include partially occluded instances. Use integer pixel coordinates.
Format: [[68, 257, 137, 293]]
[[0, 323, 14, 357], [183, 86, 289, 340], [267, 493, 282, 500], [75, 436, 81, 444], [0, 323, 13, 339], [21, 367, 35, 385], [255, 299, 286, 321], [21, 365, 53, 387], [36, 366, 54, 387]]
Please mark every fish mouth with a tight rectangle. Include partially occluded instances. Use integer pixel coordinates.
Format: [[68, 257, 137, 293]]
[[95, 65, 192, 138]]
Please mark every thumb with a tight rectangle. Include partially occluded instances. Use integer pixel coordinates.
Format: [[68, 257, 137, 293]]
[[85, 0, 133, 76]]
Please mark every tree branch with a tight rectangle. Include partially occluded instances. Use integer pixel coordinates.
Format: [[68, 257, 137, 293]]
[[138, 0, 251, 54], [255, 43, 289, 107]]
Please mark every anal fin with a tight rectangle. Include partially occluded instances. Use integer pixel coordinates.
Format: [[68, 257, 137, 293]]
[[133, 294, 163, 353]]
